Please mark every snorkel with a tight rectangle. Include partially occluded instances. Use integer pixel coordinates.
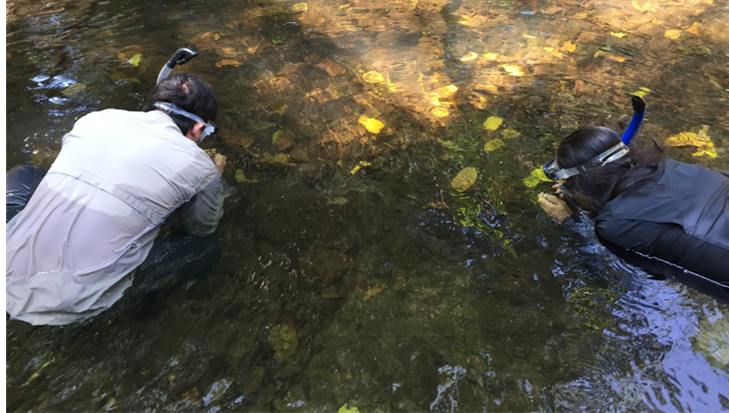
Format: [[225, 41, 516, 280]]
[[542, 95, 646, 180], [156, 47, 198, 84]]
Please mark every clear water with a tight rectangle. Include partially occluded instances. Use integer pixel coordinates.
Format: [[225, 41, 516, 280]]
[[6, 0, 729, 411]]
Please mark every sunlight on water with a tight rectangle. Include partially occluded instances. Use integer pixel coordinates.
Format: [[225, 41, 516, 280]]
[[6, 0, 729, 410]]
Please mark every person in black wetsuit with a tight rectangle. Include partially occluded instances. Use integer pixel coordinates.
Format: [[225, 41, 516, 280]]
[[538, 125, 729, 300]]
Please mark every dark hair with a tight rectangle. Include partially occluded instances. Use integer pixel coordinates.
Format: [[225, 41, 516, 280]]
[[557, 126, 666, 213], [143, 72, 218, 135]]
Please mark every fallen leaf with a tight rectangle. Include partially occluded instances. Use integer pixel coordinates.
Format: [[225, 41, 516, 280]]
[[235, 169, 257, 183], [631, 87, 651, 98], [483, 53, 499, 60], [666, 126, 717, 158], [461, 52, 479, 62], [339, 403, 360, 413], [249, 120, 274, 130], [665, 30, 682, 40], [561, 41, 577, 53], [686, 26, 700, 36], [594, 51, 628, 62], [216, 59, 241, 67], [678, 45, 710, 55], [292, 3, 308, 12], [632, 0, 651, 11], [268, 323, 298, 363], [544, 5, 564, 14], [484, 139, 505, 151], [523, 167, 551, 187], [610, 32, 628, 38], [358, 115, 385, 134], [61, 83, 86, 96], [350, 165, 361, 175], [451, 167, 478, 192], [363, 284, 386, 301], [501, 64, 523, 76], [437, 139, 466, 151], [469, 92, 488, 110], [567, 11, 588, 19], [432, 107, 450, 118], [363, 71, 384, 83], [501, 129, 521, 139], [483, 116, 504, 130], [128, 53, 142, 67]]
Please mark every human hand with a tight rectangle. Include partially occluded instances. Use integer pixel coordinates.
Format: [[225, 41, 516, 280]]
[[538, 193, 573, 223], [213, 153, 227, 175]]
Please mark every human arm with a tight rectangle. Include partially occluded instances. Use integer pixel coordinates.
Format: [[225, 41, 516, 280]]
[[538, 193, 573, 222], [180, 173, 226, 236]]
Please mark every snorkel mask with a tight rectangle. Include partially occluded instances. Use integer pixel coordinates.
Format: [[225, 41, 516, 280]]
[[154, 47, 216, 143], [542, 95, 646, 181]]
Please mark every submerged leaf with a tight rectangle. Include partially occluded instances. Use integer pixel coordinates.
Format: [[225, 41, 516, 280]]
[[268, 324, 298, 363], [484, 139, 505, 151], [461, 52, 479, 62], [128, 53, 142, 67], [665, 30, 682, 40], [483, 116, 504, 130], [363, 71, 384, 83], [292, 3, 308, 12], [610, 32, 628, 38], [501, 64, 523, 76], [432, 107, 450, 118], [437, 139, 466, 151], [594, 51, 628, 62], [501, 129, 521, 139], [216, 59, 241, 67], [363, 284, 386, 301], [666, 126, 717, 157], [451, 167, 478, 192], [235, 169, 258, 183], [61, 83, 86, 96], [339, 403, 360, 413], [358, 115, 385, 134]]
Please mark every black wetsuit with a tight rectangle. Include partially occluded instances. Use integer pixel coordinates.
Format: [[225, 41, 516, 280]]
[[595, 159, 729, 290]]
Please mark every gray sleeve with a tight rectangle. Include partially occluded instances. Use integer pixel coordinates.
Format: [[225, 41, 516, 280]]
[[180, 174, 226, 236]]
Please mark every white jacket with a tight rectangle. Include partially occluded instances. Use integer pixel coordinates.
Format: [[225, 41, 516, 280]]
[[6, 109, 224, 325]]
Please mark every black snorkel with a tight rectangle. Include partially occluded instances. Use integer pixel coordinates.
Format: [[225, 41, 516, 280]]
[[156, 47, 198, 84], [542, 95, 646, 181]]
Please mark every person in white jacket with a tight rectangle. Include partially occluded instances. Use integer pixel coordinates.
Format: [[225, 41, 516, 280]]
[[6, 72, 228, 325]]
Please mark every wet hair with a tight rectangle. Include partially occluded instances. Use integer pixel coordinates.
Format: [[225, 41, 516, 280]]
[[143, 72, 218, 135], [557, 126, 666, 213]]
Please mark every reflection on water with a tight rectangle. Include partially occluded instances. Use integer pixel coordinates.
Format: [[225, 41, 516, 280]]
[[5, 0, 729, 410]]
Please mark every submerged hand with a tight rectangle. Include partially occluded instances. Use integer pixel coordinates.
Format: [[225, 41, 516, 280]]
[[538, 193, 573, 223], [213, 154, 227, 175]]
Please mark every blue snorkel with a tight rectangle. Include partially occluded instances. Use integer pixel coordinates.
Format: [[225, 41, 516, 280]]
[[620, 95, 646, 145], [542, 95, 646, 180]]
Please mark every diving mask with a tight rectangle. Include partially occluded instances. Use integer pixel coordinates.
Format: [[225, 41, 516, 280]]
[[154, 101, 217, 143], [542, 141, 630, 180]]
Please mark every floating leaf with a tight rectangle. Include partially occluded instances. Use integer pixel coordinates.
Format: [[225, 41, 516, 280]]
[[501, 129, 521, 139], [483, 116, 504, 130], [461, 52, 478, 62], [272, 38, 283, 44], [128, 53, 142, 67], [61, 83, 86, 96], [363, 284, 386, 301], [451, 167, 478, 192], [432, 107, 450, 118], [292, 2, 308, 11], [358, 115, 385, 134], [362, 71, 384, 83], [665, 30, 682, 40], [501, 64, 523, 76], [678, 45, 710, 55], [610, 32, 628, 38], [268, 323, 298, 363], [216, 59, 241, 67], [686, 26, 700, 36], [350, 165, 362, 175], [235, 169, 258, 183], [523, 167, 551, 187], [484, 139, 505, 151], [339, 403, 360, 413]]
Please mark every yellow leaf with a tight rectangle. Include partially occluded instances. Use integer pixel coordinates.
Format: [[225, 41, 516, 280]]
[[544, 47, 554, 52], [62, 83, 86, 96], [451, 167, 478, 192], [128, 53, 142, 67], [350, 165, 361, 175], [362, 71, 384, 83], [363, 284, 386, 301], [501, 129, 521, 139], [632, 90, 648, 98], [292, 3, 308, 12], [686, 26, 700, 36], [358, 115, 385, 134], [432, 107, 450, 118], [561, 41, 577, 53], [431, 85, 458, 98], [484, 139, 505, 151], [216, 59, 241, 67], [221, 47, 236, 55], [483, 53, 499, 60], [484, 116, 504, 130], [665, 30, 681, 40], [461, 52, 478, 62], [632, 1, 651, 10], [640, 87, 651, 92], [594, 51, 628, 62], [610, 32, 628, 38], [214, 33, 221, 41], [501, 64, 523, 76], [523, 167, 551, 187]]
